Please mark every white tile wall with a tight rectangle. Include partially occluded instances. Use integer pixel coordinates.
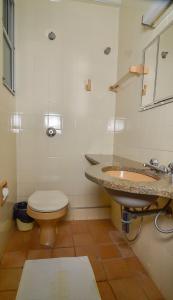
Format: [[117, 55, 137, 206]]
[[15, 0, 119, 219], [0, 2, 17, 257], [113, 1, 173, 299]]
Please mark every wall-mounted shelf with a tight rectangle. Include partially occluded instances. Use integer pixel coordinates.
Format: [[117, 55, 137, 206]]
[[109, 65, 149, 93], [0, 180, 8, 206]]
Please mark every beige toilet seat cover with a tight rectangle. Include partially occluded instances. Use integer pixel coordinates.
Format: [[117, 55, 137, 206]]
[[28, 191, 68, 213]]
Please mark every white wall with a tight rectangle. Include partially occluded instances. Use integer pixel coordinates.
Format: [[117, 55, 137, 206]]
[[15, 0, 119, 219], [0, 2, 17, 257], [113, 1, 173, 299]]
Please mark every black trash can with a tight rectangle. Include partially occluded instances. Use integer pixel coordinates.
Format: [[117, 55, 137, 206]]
[[13, 201, 34, 231]]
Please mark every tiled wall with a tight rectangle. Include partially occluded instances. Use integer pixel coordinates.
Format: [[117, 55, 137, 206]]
[[15, 0, 119, 219], [0, 2, 17, 257], [113, 0, 173, 299]]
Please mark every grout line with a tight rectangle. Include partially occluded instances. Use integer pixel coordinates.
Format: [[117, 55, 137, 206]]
[[70, 205, 111, 210], [0, 266, 23, 270], [73, 246, 77, 257], [0, 289, 17, 292], [107, 281, 118, 300]]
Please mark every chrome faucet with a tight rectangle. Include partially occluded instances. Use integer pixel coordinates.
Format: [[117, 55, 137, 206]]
[[144, 158, 170, 174], [168, 162, 173, 174]]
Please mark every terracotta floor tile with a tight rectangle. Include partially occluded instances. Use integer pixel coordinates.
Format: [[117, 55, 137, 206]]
[[58, 221, 72, 235], [73, 233, 95, 246], [109, 231, 126, 244], [88, 220, 115, 235], [97, 281, 117, 300], [52, 247, 75, 258], [75, 245, 99, 260], [5, 230, 31, 252], [71, 220, 89, 234], [92, 231, 113, 244], [1, 220, 163, 300], [97, 244, 121, 259], [117, 242, 135, 258], [0, 290, 17, 300], [88, 220, 116, 244], [109, 277, 148, 300], [27, 249, 52, 260], [0, 268, 22, 291], [28, 241, 50, 250], [1, 251, 26, 268], [54, 233, 73, 248], [125, 257, 147, 275], [89, 258, 107, 282], [102, 258, 132, 280], [137, 273, 164, 300]]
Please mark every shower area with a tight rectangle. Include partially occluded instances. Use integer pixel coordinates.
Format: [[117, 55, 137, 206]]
[[15, 0, 119, 219]]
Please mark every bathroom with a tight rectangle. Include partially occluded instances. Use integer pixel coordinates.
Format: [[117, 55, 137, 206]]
[[0, 0, 173, 299]]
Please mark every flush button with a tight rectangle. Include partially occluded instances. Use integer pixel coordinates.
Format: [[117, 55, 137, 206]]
[[46, 127, 56, 137]]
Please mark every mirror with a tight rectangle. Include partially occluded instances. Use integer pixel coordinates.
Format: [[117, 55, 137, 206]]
[[155, 24, 173, 102], [141, 22, 173, 110], [141, 38, 159, 107]]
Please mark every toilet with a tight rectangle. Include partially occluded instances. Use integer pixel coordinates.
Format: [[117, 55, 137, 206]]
[[27, 190, 68, 247]]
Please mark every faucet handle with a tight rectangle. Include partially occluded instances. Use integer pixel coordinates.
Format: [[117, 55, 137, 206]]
[[168, 162, 173, 173], [159, 165, 169, 174], [150, 158, 159, 166]]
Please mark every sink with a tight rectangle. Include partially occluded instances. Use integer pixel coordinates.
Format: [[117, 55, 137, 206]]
[[105, 188, 158, 208], [103, 169, 158, 208], [105, 170, 157, 182]]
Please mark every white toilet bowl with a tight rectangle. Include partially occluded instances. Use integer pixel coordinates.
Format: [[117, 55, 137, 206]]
[[27, 190, 68, 247]]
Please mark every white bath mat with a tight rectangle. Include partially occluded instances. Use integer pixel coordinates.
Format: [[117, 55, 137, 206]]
[[16, 257, 101, 300]]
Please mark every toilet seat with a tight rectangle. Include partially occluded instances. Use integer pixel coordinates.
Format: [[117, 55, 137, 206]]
[[28, 191, 68, 213]]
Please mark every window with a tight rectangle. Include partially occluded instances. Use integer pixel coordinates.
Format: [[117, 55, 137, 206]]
[[44, 114, 63, 135], [3, 0, 15, 94], [10, 113, 23, 133]]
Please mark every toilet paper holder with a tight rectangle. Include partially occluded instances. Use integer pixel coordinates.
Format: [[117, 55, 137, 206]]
[[0, 180, 9, 206]]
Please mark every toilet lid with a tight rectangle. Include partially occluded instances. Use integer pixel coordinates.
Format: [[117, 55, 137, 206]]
[[28, 191, 69, 213]]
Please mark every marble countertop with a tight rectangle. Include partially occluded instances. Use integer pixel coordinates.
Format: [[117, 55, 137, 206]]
[[85, 154, 173, 199]]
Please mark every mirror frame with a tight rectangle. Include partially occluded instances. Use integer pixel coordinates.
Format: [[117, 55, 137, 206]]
[[140, 21, 173, 111]]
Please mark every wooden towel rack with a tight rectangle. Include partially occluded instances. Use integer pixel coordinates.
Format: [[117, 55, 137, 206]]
[[109, 65, 149, 93]]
